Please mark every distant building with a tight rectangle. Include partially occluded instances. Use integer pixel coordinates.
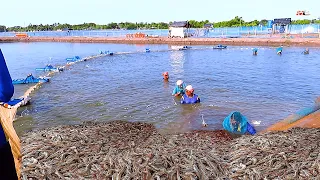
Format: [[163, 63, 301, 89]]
[[272, 18, 291, 34], [168, 21, 191, 38], [203, 23, 213, 29]]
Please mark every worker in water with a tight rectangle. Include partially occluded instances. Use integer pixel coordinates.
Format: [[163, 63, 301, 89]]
[[222, 111, 256, 135], [277, 46, 283, 55], [303, 48, 309, 55], [162, 72, 169, 81], [180, 85, 200, 104], [172, 80, 186, 97], [252, 48, 258, 55]]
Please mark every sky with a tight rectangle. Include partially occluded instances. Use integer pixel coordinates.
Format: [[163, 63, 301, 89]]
[[2, 0, 320, 27]]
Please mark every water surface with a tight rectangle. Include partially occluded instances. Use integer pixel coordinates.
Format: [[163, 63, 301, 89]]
[[1, 42, 319, 135]]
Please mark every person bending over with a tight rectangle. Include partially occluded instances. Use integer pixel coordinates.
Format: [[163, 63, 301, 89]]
[[223, 111, 256, 135], [172, 80, 186, 97]]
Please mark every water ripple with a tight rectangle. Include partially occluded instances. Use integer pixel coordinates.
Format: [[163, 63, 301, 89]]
[[1, 42, 319, 133]]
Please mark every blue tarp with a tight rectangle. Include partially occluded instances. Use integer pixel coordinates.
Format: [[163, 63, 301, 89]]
[[284, 104, 320, 124], [0, 49, 18, 178], [12, 75, 49, 84], [66, 56, 81, 61], [223, 111, 248, 134], [0, 49, 13, 147], [0, 49, 14, 103], [35, 64, 62, 72], [6, 99, 23, 106]]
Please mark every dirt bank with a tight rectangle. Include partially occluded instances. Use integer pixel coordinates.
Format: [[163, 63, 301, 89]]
[[1, 36, 320, 46]]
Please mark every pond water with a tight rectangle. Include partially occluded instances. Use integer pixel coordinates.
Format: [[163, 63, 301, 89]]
[[0, 42, 319, 135]]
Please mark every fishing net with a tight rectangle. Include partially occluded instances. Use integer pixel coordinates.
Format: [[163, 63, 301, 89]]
[[20, 121, 320, 179], [0, 106, 20, 178], [0, 83, 42, 179]]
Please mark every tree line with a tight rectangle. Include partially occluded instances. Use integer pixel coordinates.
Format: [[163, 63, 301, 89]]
[[1, 17, 319, 32]]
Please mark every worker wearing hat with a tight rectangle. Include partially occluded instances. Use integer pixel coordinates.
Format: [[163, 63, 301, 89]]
[[172, 80, 186, 97], [180, 85, 200, 104]]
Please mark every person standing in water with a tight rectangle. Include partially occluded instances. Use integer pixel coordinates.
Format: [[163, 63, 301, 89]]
[[252, 48, 258, 55], [172, 80, 186, 97], [162, 72, 169, 81], [162, 72, 169, 89], [303, 48, 309, 55], [180, 85, 200, 104], [277, 46, 283, 55]]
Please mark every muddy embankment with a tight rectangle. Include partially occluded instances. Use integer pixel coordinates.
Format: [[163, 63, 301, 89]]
[[2, 36, 320, 46]]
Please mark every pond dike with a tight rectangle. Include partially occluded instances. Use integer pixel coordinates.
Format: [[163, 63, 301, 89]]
[[2, 36, 320, 46]]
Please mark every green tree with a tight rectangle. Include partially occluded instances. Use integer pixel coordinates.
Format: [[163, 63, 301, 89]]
[[260, 19, 268, 26], [0, 25, 6, 32], [5, 17, 320, 32], [292, 19, 311, 25]]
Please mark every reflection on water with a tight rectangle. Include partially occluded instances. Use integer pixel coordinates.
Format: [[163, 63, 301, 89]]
[[169, 48, 185, 75], [163, 80, 169, 89], [1, 42, 320, 135]]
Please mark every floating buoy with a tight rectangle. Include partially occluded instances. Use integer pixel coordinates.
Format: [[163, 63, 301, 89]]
[[66, 56, 81, 61], [105, 51, 114, 56]]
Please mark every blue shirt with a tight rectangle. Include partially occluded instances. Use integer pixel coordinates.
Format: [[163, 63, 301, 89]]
[[172, 83, 186, 96], [180, 94, 200, 104]]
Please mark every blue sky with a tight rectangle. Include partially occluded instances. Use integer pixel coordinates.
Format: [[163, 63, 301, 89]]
[[2, 0, 319, 27]]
